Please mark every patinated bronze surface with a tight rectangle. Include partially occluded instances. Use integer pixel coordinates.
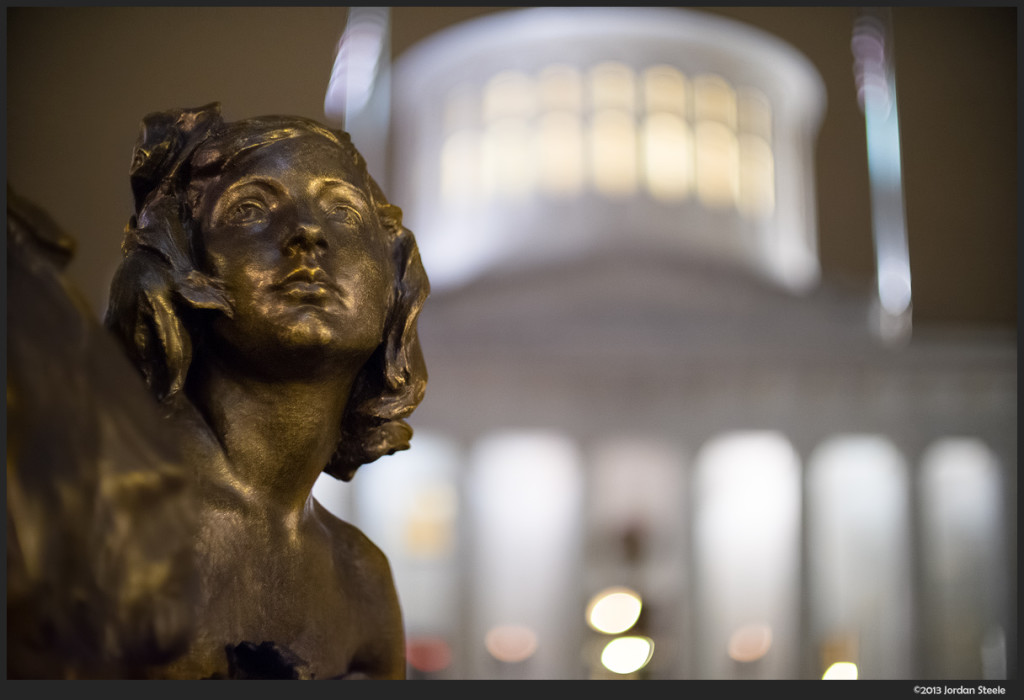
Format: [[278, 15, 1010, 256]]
[[7, 187, 197, 679], [7, 103, 428, 679], [103, 104, 430, 679]]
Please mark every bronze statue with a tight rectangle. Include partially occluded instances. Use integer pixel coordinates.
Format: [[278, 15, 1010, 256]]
[[7, 187, 197, 679], [102, 103, 429, 679]]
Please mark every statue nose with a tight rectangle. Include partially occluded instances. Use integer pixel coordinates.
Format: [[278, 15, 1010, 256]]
[[284, 221, 327, 256]]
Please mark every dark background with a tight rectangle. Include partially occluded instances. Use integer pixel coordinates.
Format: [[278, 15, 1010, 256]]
[[6, 6, 1017, 329]]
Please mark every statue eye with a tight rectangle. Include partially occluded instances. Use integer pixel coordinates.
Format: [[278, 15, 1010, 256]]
[[226, 199, 268, 225], [324, 202, 361, 225]]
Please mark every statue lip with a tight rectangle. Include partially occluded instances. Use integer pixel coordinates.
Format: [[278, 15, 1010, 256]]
[[273, 266, 344, 302]]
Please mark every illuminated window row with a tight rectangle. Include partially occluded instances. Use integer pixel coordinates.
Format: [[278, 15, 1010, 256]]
[[440, 63, 775, 218]]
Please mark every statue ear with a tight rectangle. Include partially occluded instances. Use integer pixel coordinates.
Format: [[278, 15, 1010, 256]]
[[105, 249, 191, 402], [177, 271, 233, 317], [142, 281, 191, 402], [106, 250, 232, 403]]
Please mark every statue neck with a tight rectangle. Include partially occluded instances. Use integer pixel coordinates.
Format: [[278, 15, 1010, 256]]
[[187, 355, 354, 517]]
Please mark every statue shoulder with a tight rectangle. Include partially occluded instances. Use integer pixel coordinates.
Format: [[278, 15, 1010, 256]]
[[310, 499, 396, 587], [310, 498, 406, 679]]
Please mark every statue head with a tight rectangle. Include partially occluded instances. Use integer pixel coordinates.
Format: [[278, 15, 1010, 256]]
[[106, 103, 429, 481]]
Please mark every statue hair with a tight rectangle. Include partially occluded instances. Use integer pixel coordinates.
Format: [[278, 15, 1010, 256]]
[[104, 103, 429, 481]]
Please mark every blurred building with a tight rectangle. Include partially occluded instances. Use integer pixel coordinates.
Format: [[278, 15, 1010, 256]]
[[314, 7, 1015, 680]]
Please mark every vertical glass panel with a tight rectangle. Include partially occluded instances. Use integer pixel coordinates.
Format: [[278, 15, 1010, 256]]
[[347, 432, 462, 648], [738, 133, 775, 220], [694, 74, 737, 129], [807, 435, 913, 679], [642, 112, 692, 202], [468, 431, 584, 679], [643, 64, 688, 117], [590, 109, 637, 197], [693, 431, 801, 679], [536, 111, 584, 197], [589, 61, 636, 112], [482, 70, 537, 122], [738, 87, 772, 140], [920, 438, 1006, 679], [481, 118, 535, 200], [694, 121, 739, 209], [538, 63, 584, 113]]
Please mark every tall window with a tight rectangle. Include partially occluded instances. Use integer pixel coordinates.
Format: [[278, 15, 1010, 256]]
[[642, 65, 692, 202], [437, 63, 775, 217], [537, 64, 585, 197]]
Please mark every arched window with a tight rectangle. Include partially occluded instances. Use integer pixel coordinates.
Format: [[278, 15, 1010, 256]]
[[737, 87, 775, 220], [588, 61, 639, 197], [693, 74, 740, 210], [480, 70, 537, 200], [641, 65, 692, 203], [536, 64, 585, 197]]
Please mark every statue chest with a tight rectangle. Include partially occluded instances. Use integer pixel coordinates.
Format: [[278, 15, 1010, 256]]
[[179, 512, 361, 678]]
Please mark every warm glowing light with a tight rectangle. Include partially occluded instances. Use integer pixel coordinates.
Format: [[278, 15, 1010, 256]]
[[483, 70, 537, 121], [727, 623, 773, 662], [586, 587, 643, 634], [590, 109, 637, 197], [537, 112, 584, 197], [738, 133, 775, 219], [406, 636, 453, 673], [694, 74, 737, 129], [642, 112, 692, 202], [403, 484, 457, 558], [601, 636, 654, 675], [738, 87, 772, 140], [485, 624, 539, 664], [822, 661, 859, 680], [539, 64, 584, 112], [481, 119, 534, 199], [590, 61, 636, 112], [643, 64, 687, 116], [695, 121, 739, 209]]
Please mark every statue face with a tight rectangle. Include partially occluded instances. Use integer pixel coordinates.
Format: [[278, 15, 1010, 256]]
[[195, 134, 392, 373]]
